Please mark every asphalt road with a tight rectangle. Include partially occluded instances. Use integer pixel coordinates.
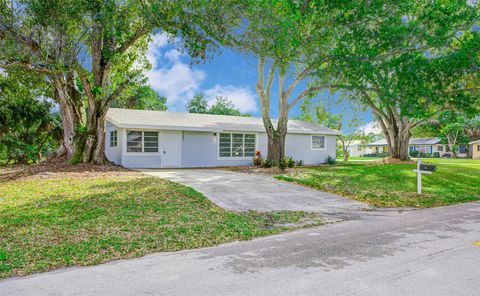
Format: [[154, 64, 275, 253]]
[[1, 202, 479, 296]]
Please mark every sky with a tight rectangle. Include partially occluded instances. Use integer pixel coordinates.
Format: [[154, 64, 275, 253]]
[[146, 33, 375, 133]]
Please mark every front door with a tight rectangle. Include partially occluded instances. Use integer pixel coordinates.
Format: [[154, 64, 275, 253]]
[[160, 131, 181, 168]]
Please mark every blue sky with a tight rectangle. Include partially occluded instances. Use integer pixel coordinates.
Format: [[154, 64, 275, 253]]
[[146, 33, 376, 133]]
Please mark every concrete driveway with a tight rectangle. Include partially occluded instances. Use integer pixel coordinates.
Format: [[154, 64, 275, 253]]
[[141, 169, 368, 215], [2, 201, 479, 296]]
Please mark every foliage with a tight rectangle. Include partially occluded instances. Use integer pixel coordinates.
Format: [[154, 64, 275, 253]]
[[186, 93, 209, 113], [433, 152, 441, 158], [409, 150, 419, 157], [1, 0, 246, 163], [324, 155, 336, 165], [208, 96, 244, 116], [295, 160, 304, 167], [276, 161, 480, 208], [113, 84, 167, 111], [278, 157, 288, 171], [286, 156, 295, 169], [261, 158, 274, 168], [307, 1, 480, 160], [0, 68, 61, 164], [186, 93, 249, 116], [252, 150, 263, 166]]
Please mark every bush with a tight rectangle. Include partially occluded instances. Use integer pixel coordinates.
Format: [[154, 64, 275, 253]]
[[432, 152, 440, 158], [409, 150, 419, 157], [325, 155, 336, 165], [286, 156, 295, 169], [252, 150, 263, 166], [261, 158, 274, 168], [278, 157, 288, 171], [295, 160, 304, 166]]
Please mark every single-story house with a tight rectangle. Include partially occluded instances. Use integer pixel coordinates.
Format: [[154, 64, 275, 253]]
[[367, 137, 468, 157], [469, 140, 480, 159], [344, 140, 369, 157], [105, 108, 340, 168]]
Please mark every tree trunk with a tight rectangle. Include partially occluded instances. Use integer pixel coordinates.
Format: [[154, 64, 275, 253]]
[[69, 109, 108, 164], [342, 140, 349, 162], [376, 114, 412, 161]]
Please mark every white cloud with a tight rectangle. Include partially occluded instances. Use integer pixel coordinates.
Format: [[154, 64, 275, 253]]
[[146, 33, 205, 109], [357, 121, 383, 135], [204, 85, 258, 113], [146, 33, 258, 113]]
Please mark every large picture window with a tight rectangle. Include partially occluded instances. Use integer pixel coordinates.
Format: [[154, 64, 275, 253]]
[[311, 135, 326, 150], [127, 131, 158, 153], [219, 133, 256, 158]]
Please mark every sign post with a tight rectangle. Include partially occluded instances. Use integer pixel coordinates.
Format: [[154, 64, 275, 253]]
[[413, 158, 436, 195], [417, 158, 422, 194]]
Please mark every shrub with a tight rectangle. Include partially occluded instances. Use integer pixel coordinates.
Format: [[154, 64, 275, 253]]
[[325, 155, 336, 165], [432, 152, 440, 158], [252, 150, 263, 166], [286, 156, 295, 168], [295, 160, 304, 166], [261, 158, 274, 168], [278, 157, 288, 171], [409, 150, 419, 157]]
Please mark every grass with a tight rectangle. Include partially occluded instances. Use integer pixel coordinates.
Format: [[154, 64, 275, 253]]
[[0, 173, 320, 278], [417, 158, 480, 165], [276, 162, 480, 208], [347, 156, 383, 161]]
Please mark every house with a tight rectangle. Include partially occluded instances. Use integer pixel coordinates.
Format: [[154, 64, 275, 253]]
[[469, 140, 480, 159], [344, 140, 370, 157], [105, 108, 340, 168], [367, 137, 469, 157]]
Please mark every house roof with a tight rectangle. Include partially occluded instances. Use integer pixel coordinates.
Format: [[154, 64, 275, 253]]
[[469, 139, 480, 144], [106, 108, 341, 135], [368, 137, 441, 146]]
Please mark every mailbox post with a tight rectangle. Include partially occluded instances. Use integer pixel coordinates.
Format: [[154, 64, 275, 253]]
[[413, 158, 436, 194]]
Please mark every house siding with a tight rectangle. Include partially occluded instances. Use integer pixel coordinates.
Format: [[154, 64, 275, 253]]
[[105, 123, 337, 168]]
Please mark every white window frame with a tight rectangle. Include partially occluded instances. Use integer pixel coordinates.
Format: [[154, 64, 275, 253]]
[[311, 135, 326, 150], [217, 132, 257, 160], [110, 130, 117, 147], [126, 130, 159, 153]]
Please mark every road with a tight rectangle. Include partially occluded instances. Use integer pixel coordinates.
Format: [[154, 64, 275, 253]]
[[1, 202, 479, 296]]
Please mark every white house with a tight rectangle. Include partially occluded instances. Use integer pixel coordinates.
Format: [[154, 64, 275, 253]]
[[345, 140, 369, 157], [367, 137, 468, 157], [105, 108, 340, 168]]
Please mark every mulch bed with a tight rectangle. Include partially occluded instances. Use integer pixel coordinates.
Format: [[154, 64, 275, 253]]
[[0, 155, 133, 181]]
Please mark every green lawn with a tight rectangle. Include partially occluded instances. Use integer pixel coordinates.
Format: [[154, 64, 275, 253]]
[[0, 173, 320, 278], [347, 156, 383, 161], [276, 163, 480, 208], [416, 158, 480, 165]]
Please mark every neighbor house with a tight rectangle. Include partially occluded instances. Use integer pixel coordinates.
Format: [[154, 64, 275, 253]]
[[367, 137, 468, 157], [344, 140, 370, 157], [469, 140, 480, 159], [105, 108, 340, 168]]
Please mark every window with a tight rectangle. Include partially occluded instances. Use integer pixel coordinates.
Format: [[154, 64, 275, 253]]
[[459, 145, 467, 154], [357, 145, 362, 151], [110, 130, 117, 147], [478, 144, 480, 152], [446, 145, 451, 152], [219, 133, 256, 158], [437, 145, 443, 152], [311, 135, 326, 150], [127, 131, 158, 153]]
